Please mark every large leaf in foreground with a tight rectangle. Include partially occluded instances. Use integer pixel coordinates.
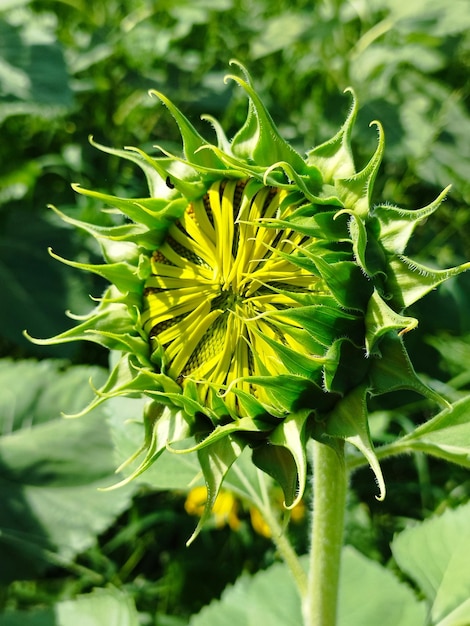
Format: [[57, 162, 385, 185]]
[[0, 359, 135, 582], [392, 501, 470, 626], [189, 559, 302, 626], [0, 588, 139, 626], [189, 546, 425, 626], [338, 547, 425, 626]]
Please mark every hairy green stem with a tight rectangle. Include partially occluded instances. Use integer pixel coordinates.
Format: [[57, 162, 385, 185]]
[[231, 463, 307, 595], [303, 440, 347, 626], [261, 504, 308, 597], [256, 467, 308, 596]]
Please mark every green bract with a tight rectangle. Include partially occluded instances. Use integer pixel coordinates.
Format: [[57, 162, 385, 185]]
[[28, 61, 470, 533]]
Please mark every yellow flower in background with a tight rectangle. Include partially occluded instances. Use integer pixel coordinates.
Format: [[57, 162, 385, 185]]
[[185, 486, 241, 531], [185, 485, 305, 538], [249, 488, 306, 538], [249, 507, 272, 538]]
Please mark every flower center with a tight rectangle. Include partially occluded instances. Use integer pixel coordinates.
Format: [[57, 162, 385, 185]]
[[141, 178, 318, 408]]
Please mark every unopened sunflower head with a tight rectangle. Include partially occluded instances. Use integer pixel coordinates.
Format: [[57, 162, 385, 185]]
[[27, 61, 470, 532]]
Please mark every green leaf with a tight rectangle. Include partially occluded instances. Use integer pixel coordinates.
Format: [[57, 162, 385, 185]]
[[0, 359, 87, 433], [427, 332, 470, 382], [0, 360, 135, 583], [72, 181, 187, 230], [149, 90, 226, 170], [323, 338, 369, 394], [52, 353, 180, 419], [0, 13, 73, 122], [0, 588, 139, 626], [223, 446, 273, 506], [307, 89, 357, 181], [335, 120, 384, 217], [365, 290, 418, 354], [308, 257, 373, 312], [227, 61, 307, 173], [84, 137, 171, 200], [26, 298, 148, 361], [392, 394, 470, 467], [372, 186, 450, 255], [271, 305, 363, 350], [252, 411, 310, 508], [189, 547, 425, 626], [392, 501, 470, 626], [338, 547, 426, 626], [108, 395, 201, 490], [0, 210, 96, 357], [368, 333, 446, 406], [250, 12, 312, 59], [47, 248, 142, 295], [386, 256, 470, 309], [107, 399, 193, 489], [246, 374, 332, 413], [188, 435, 245, 544], [189, 559, 303, 626], [48, 204, 163, 251], [166, 415, 272, 454], [252, 327, 324, 380], [272, 208, 348, 240], [320, 384, 386, 501]]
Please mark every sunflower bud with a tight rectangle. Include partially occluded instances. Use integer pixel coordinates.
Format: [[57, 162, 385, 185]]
[[27, 61, 470, 529]]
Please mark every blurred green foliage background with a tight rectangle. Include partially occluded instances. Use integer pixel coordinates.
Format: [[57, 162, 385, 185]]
[[1, 0, 470, 623], [2, 0, 470, 360]]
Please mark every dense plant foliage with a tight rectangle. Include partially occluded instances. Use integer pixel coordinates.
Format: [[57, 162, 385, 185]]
[[1, 1, 469, 624]]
